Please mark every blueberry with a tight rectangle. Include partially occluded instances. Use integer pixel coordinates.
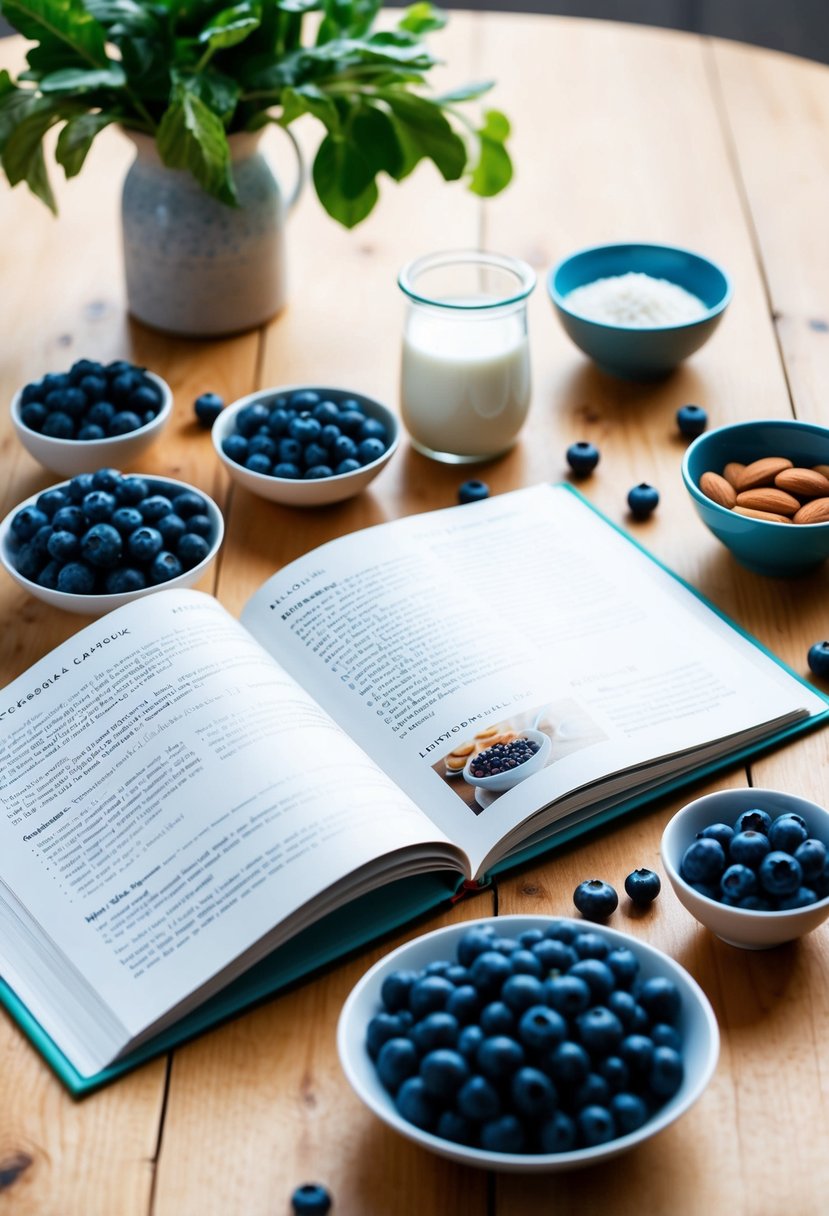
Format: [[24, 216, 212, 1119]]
[[11, 506, 49, 542], [624, 868, 661, 906], [573, 1072, 612, 1110], [108, 410, 143, 435], [456, 926, 497, 967], [476, 1035, 525, 1081], [768, 814, 809, 852], [366, 1011, 408, 1059], [87, 400, 116, 427], [547, 1040, 591, 1087], [359, 417, 388, 442], [573, 879, 618, 921], [793, 839, 827, 882], [52, 505, 85, 534], [511, 1066, 557, 1118], [777, 887, 819, 909], [236, 402, 271, 437], [509, 948, 543, 976], [303, 442, 329, 468], [335, 459, 361, 475], [150, 551, 183, 583], [246, 453, 273, 474], [110, 507, 144, 535], [116, 477, 150, 507], [77, 424, 106, 440], [605, 947, 639, 986], [82, 490, 117, 522], [36, 560, 62, 590], [648, 1045, 684, 1097], [680, 837, 726, 885], [57, 562, 96, 594], [637, 976, 681, 1024], [289, 416, 322, 443], [274, 462, 302, 478], [650, 1023, 682, 1051], [436, 1111, 476, 1145], [458, 480, 490, 505], [576, 1104, 616, 1146], [248, 434, 277, 459], [479, 1001, 515, 1035], [47, 530, 80, 562], [42, 411, 75, 438], [332, 435, 358, 463], [312, 400, 340, 425], [532, 938, 577, 973], [14, 544, 42, 580], [446, 985, 481, 1024], [267, 407, 291, 437], [222, 434, 249, 463], [140, 495, 173, 522], [156, 513, 187, 547], [627, 483, 659, 519], [338, 408, 366, 436], [78, 373, 107, 402], [290, 1183, 332, 1215], [720, 864, 758, 901], [409, 975, 454, 1017], [410, 1011, 458, 1053], [734, 808, 772, 835], [395, 1077, 438, 1130], [517, 1005, 567, 1052], [420, 1048, 470, 1100], [278, 438, 303, 464], [128, 527, 164, 562], [91, 468, 122, 492], [480, 1114, 526, 1153], [70, 358, 104, 382], [610, 1091, 649, 1134], [36, 488, 69, 519], [356, 437, 386, 464], [380, 968, 418, 1012], [31, 525, 54, 556], [374, 1036, 418, 1093], [457, 1025, 485, 1060], [568, 959, 616, 1003], [572, 931, 610, 960], [104, 568, 147, 594], [469, 950, 512, 994], [109, 371, 142, 404], [21, 402, 47, 430], [808, 641, 829, 678], [80, 523, 123, 568], [545, 975, 592, 1017], [289, 389, 322, 410], [577, 1006, 624, 1055], [539, 1111, 577, 1152], [758, 851, 803, 897], [676, 404, 708, 438], [304, 465, 335, 479], [501, 973, 546, 1013], [566, 441, 600, 476], [170, 491, 207, 519], [697, 822, 734, 850]]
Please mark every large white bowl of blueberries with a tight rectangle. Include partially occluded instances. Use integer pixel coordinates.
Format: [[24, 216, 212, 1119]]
[[11, 358, 173, 477], [337, 916, 719, 1172], [662, 788, 829, 949], [212, 385, 399, 507], [0, 468, 223, 615]]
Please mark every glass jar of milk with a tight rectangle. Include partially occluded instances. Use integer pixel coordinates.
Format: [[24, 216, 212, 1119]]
[[398, 250, 536, 463]]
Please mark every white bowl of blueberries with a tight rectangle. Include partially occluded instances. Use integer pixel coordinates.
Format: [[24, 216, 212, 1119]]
[[338, 915, 719, 1172], [212, 385, 399, 507], [661, 788, 829, 949], [0, 468, 224, 615], [11, 358, 173, 477]]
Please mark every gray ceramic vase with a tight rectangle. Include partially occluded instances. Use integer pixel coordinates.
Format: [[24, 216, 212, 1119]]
[[121, 129, 303, 337]]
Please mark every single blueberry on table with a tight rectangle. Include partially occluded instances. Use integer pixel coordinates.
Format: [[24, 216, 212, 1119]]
[[290, 1183, 332, 1215], [627, 482, 659, 519], [808, 641, 829, 679], [573, 878, 619, 922], [676, 403, 708, 438], [566, 441, 600, 476], [458, 479, 490, 505], [624, 868, 661, 906], [194, 392, 225, 428]]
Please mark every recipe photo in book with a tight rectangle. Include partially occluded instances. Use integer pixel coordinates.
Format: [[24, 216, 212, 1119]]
[[0, 484, 824, 1076]]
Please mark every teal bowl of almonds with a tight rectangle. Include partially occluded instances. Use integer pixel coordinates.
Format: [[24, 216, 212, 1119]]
[[682, 419, 829, 576], [548, 242, 731, 379]]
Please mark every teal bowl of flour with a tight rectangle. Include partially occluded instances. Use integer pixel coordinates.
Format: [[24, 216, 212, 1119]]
[[548, 243, 732, 379]]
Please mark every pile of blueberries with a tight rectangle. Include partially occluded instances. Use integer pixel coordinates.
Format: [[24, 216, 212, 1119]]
[[221, 389, 391, 481], [6, 468, 214, 595], [680, 807, 829, 909], [468, 738, 540, 779], [368, 920, 685, 1154], [17, 359, 165, 441]]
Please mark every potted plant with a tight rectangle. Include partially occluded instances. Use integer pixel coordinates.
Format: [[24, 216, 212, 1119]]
[[0, 0, 513, 335]]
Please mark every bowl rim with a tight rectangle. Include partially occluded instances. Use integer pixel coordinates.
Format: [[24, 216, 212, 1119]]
[[661, 787, 829, 920], [0, 472, 224, 608], [547, 241, 732, 333], [212, 384, 400, 487], [461, 726, 552, 789], [337, 914, 720, 1172], [11, 369, 173, 448], [681, 418, 829, 531]]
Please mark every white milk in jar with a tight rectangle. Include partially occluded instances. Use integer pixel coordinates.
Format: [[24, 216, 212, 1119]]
[[398, 251, 536, 463]]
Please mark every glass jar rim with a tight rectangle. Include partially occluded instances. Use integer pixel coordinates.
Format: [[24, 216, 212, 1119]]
[[398, 249, 536, 310]]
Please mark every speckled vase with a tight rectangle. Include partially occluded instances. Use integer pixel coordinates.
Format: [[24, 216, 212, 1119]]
[[121, 130, 303, 337]]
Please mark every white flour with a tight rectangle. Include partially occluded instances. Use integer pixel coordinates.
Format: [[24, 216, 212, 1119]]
[[565, 272, 708, 326]]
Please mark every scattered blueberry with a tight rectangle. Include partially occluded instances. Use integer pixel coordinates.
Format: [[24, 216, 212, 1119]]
[[573, 879, 619, 922], [290, 1183, 332, 1214], [7, 470, 215, 597], [16, 359, 165, 441], [676, 404, 708, 438], [807, 642, 829, 679], [627, 483, 659, 519], [221, 389, 392, 481], [624, 868, 661, 906], [566, 441, 600, 476], [194, 391, 225, 428], [458, 479, 490, 505]]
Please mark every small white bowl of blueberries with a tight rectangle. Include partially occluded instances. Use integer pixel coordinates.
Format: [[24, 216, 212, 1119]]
[[661, 788, 829, 949], [212, 385, 399, 507], [0, 468, 223, 615], [11, 358, 173, 476], [338, 915, 719, 1172]]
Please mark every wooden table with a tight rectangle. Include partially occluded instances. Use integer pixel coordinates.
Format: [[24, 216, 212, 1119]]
[[1, 13, 828, 1215]]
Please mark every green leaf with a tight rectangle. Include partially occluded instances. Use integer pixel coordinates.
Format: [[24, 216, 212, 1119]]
[[312, 132, 377, 226], [84, 0, 162, 38], [279, 83, 340, 132], [198, 3, 261, 52], [1, 0, 110, 67], [174, 66, 241, 124], [38, 63, 126, 92], [1, 96, 72, 210], [469, 108, 513, 197], [317, 0, 379, 40], [378, 89, 466, 181], [434, 79, 494, 104], [55, 108, 116, 174], [156, 85, 237, 204], [397, 2, 446, 35], [350, 103, 403, 178]]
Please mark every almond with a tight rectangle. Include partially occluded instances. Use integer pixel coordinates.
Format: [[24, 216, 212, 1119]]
[[813, 464, 829, 481], [736, 457, 794, 491], [793, 497, 829, 524], [733, 506, 793, 524], [700, 471, 737, 508], [723, 462, 745, 489], [735, 487, 801, 515], [775, 467, 829, 497]]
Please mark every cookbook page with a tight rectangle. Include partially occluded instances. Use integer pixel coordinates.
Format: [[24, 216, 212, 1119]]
[[242, 484, 826, 877], [0, 590, 458, 1074]]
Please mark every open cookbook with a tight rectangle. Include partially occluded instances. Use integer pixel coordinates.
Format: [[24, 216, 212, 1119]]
[[0, 484, 825, 1092]]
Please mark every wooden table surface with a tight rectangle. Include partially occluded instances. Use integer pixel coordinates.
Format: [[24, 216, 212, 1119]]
[[1, 13, 828, 1215]]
